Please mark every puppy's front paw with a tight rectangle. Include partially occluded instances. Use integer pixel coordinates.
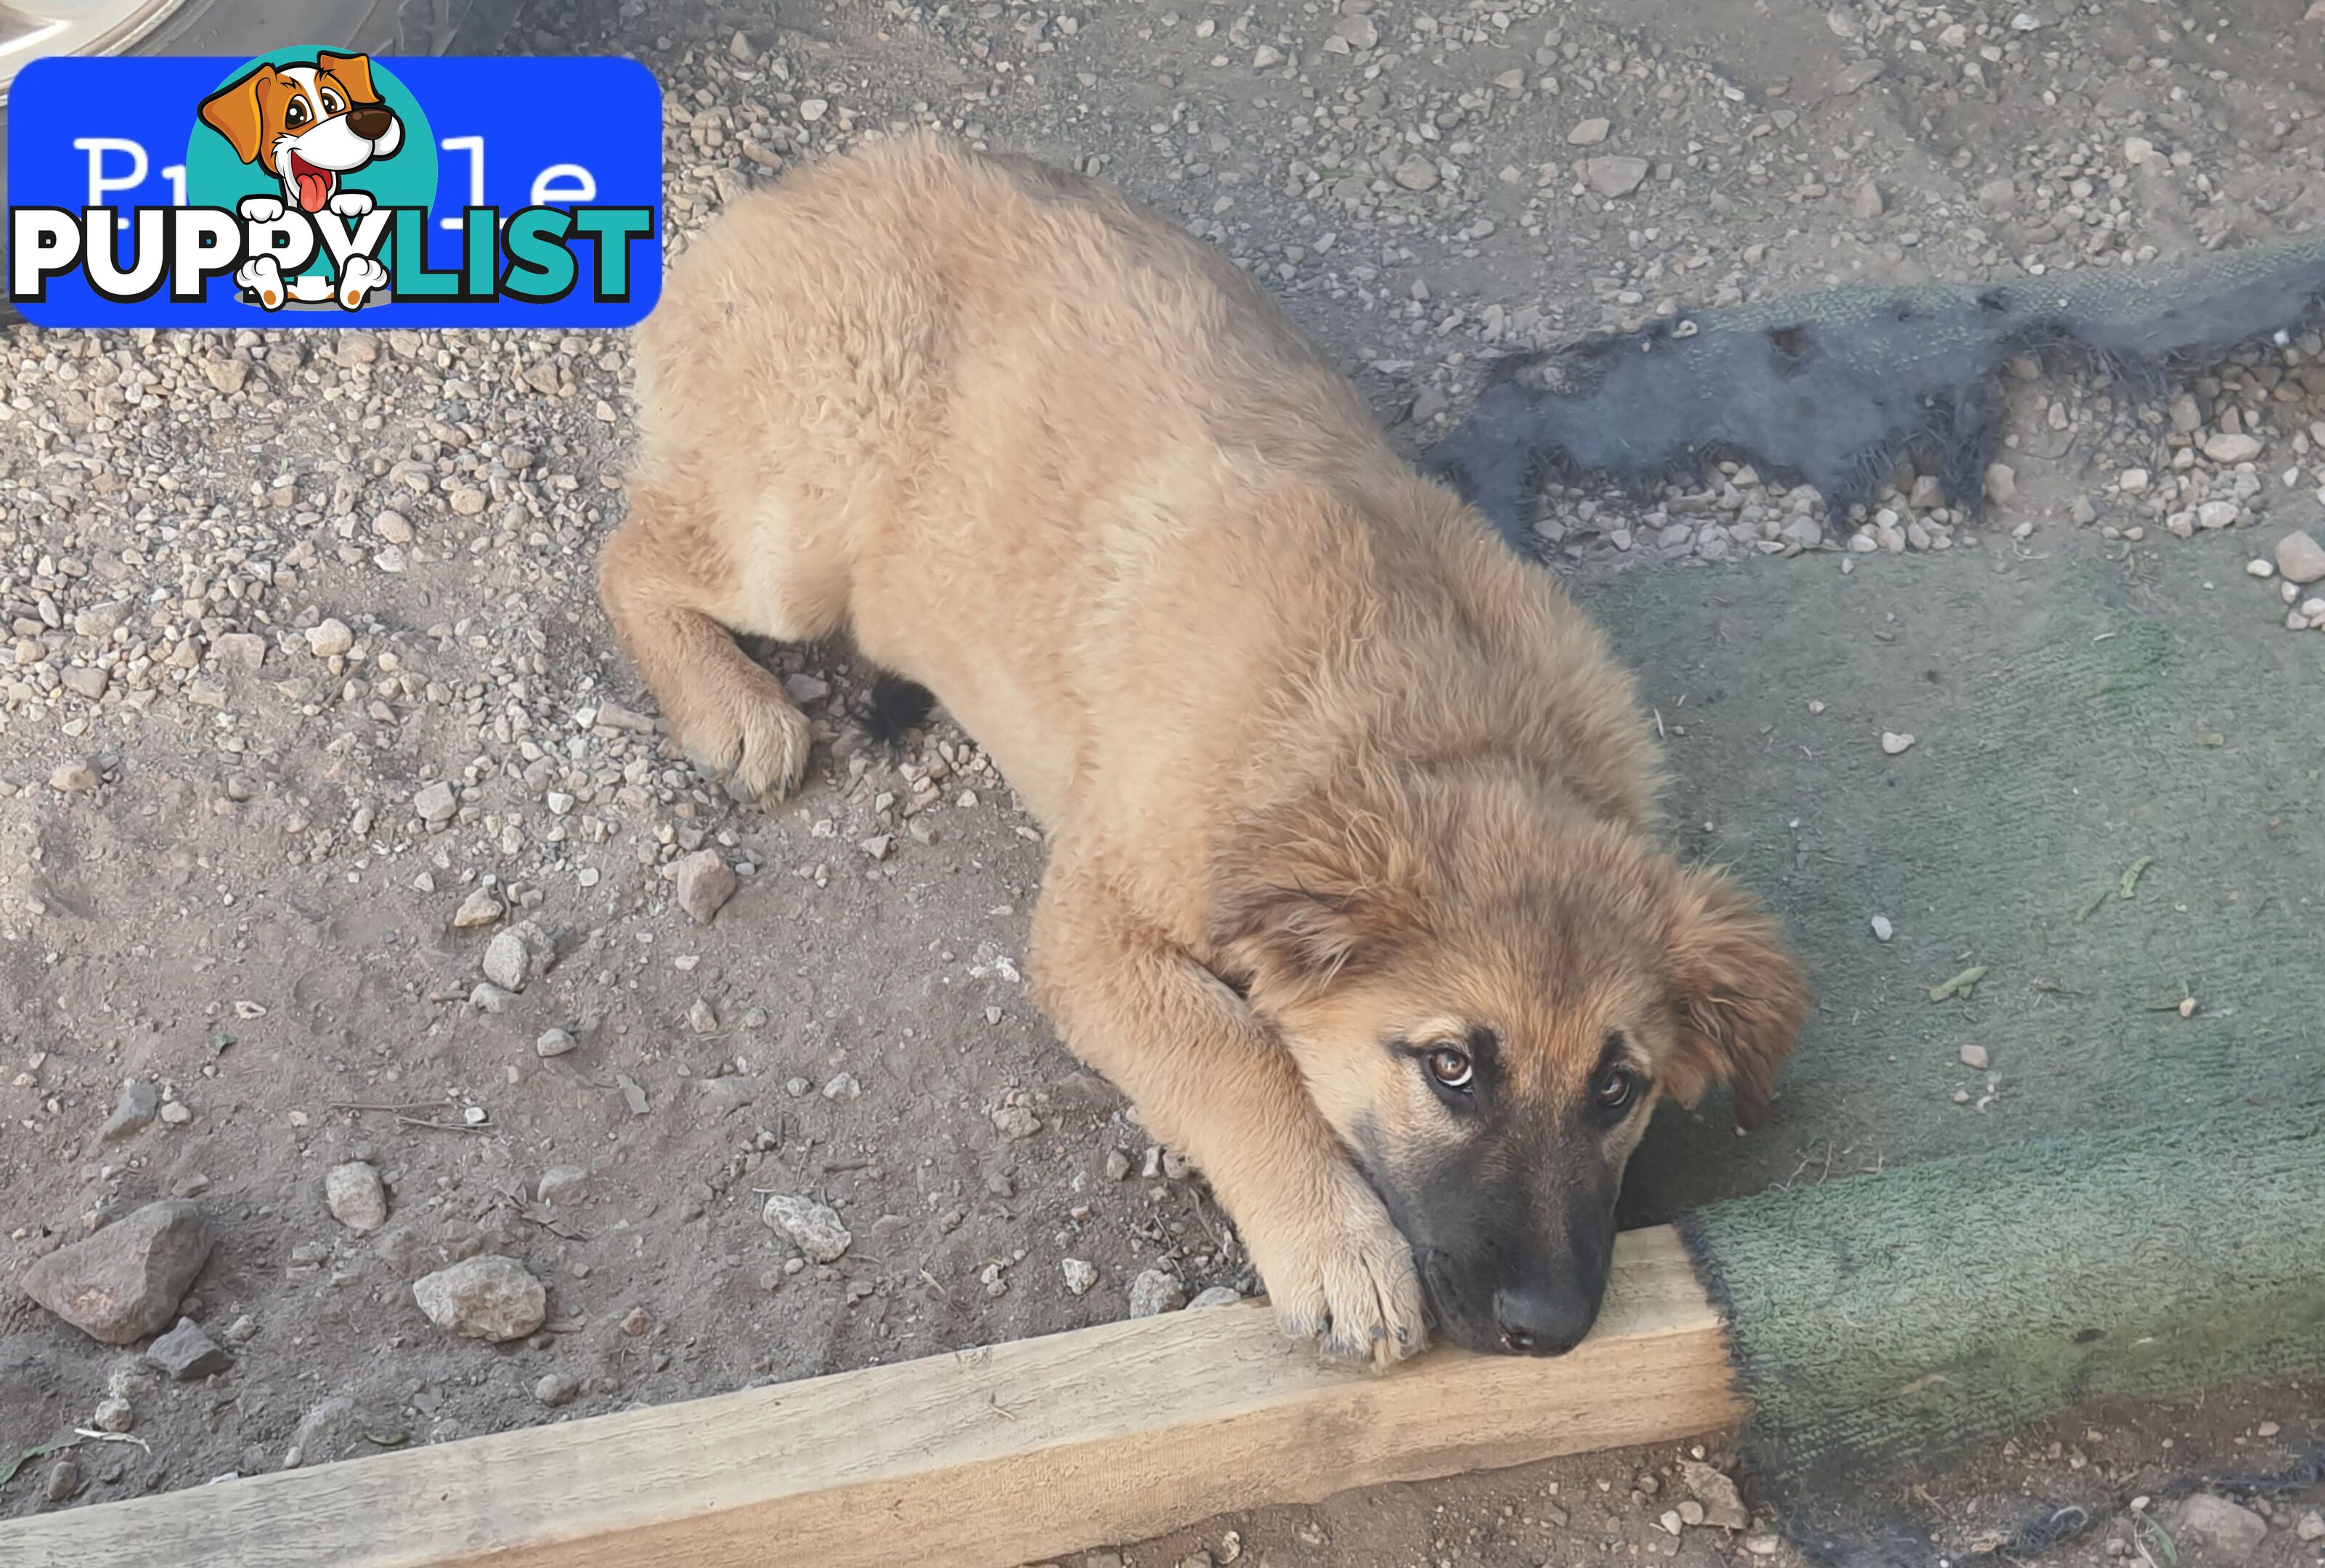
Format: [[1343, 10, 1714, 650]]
[[335, 254, 389, 310], [237, 196, 285, 224], [1245, 1169, 1427, 1371], [327, 190, 375, 219], [670, 671, 813, 803], [235, 257, 286, 311]]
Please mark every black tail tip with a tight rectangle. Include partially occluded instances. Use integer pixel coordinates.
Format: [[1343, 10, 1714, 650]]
[[858, 674, 936, 748]]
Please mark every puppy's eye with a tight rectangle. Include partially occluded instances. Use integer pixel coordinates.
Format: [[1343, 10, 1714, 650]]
[[321, 90, 344, 113], [1426, 1045, 1473, 1090], [1595, 1066, 1639, 1113], [285, 99, 309, 127]]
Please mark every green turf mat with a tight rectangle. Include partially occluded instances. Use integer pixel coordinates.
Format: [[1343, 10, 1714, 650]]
[[1573, 529, 2325, 1495]]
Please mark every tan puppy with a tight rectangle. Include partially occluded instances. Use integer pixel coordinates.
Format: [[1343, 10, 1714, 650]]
[[600, 136, 1809, 1365]]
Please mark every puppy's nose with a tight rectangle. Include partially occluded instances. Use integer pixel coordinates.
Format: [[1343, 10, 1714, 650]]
[[347, 105, 395, 141], [1492, 1282, 1598, 1355]]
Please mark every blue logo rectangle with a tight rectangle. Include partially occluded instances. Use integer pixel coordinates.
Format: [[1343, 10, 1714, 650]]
[[7, 53, 662, 328]]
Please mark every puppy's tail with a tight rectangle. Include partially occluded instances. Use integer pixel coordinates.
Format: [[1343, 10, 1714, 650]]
[[852, 674, 936, 751]]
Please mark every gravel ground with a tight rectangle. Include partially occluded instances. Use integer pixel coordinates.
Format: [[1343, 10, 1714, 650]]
[[3, 0, 2323, 1556]]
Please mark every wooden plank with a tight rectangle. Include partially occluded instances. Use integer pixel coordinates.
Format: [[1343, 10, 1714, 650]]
[[1, 1226, 1738, 1568]]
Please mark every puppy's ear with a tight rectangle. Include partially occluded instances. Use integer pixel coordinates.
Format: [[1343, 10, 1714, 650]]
[[317, 52, 378, 105], [199, 65, 276, 166], [1661, 865, 1810, 1130], [1204, 803, 1429, 1005]]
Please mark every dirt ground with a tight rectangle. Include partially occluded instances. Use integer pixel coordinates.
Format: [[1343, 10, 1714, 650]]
[[4, 0, 2324, 1559]]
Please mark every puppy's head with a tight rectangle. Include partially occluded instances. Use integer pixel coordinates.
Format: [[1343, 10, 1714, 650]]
[[1206, 775, 1808, 1356], [198, 54, 403, 213]]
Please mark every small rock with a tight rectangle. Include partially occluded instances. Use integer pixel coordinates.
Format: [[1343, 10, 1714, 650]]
[[61, 667, 108, 702], [1679, 1460, 1751, 1530], [100, 1079, 160, 1141], [1831, 59, 1884, 94], [993, 1104, 1041, 1141], [536, 1166, 590, 1206], [2196, 500, 2241, 531], [535, 1026, 578, 1058], [1745, 1535, 1781, 1556], [1959, 1044, 1990, 1070], [305, 619, 354, 658], [1252, 44, 1283, 68], [413, 780, 457, 825], [22, 1198, 213, 1344], [288, 1396, 359, 1466], [1850, 179, 1885, 219], [535, 1371, 580, 1408], [2175, 1495, 2266, 1559], [482, 930, 531, 992], [781, 672, 829, 704], [2248, 559, 2278, 579], [1586, 156, 1650, 198], [470, 983, 513, 1014], [1870, 915, 1894, 942], [1984, 463, 2017, 504], [412, 1256, 547, 1342], [675, 850, 738, 925], [2204, 432, 2263, 465], [1392, 154, 1439, 192], [1104, 1148, 1132, 1181], [91, 1395, 135, 1432], [2275, 530, 2325, 584], [1188, 1286, 1245, 1310], [2294, 1511, 2324, 1543], [49, 760, 100, 793], [1128, 1269, 1186, 1317], [1566, 117, 1611, 145], [1881, 732, 1916, 755], [453, 890, 505, 929], [1062, 1258, 1099, 1296], [42, 1457, 80, 1506], [145, 1317, 232, 1381], [325, 1161, 389, 1233], [763, 1196, 852, 1262]]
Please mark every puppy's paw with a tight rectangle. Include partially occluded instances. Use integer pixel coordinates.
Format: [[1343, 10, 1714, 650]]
[[235, 257, 286, 311], [335, 253, 389, 310], [327, 190, 375, 219], [237, 196, 286, 224], [672, 674, 813, 803], [1246, 1169, 1428, 1371]]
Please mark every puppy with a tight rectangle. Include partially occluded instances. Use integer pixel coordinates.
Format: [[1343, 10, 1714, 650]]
[[197, 52, 401, 309], [600, 136, 1810, 1365]]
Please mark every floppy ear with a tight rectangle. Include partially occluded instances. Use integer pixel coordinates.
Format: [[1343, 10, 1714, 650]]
[[1203, 803, 1430, 1005], [1661, 865, 1811, 1130], [199, 65, 275, 166], [317, 52, 378, 104]]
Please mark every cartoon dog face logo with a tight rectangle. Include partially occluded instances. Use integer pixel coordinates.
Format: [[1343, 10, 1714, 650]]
[[198, 52, 403, 216]]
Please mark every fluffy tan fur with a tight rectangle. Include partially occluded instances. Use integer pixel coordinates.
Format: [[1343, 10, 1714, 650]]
[[600, 134, 1809, 1365]]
